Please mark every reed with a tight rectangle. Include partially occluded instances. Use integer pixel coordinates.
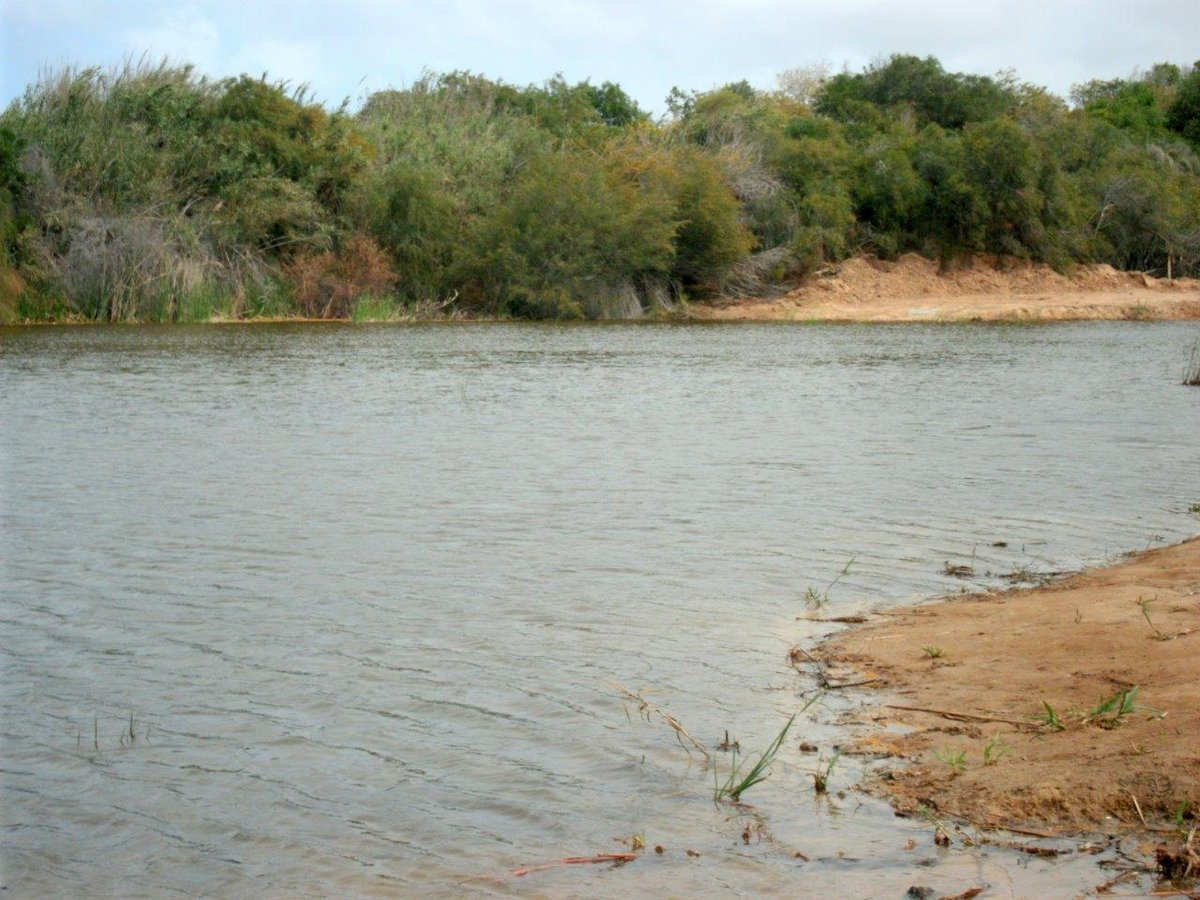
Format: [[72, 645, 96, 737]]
[[1184, 337, 1200, 386]]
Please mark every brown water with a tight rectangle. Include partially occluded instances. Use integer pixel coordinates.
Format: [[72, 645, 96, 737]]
[[2, 322, 1198, 897]]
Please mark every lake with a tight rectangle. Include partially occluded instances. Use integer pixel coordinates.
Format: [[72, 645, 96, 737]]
[[2, 322, 1197, 897]]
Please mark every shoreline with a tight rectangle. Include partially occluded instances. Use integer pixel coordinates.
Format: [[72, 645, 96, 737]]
[[7, 255, 1200, 327], [817, 535, 1200, 851]]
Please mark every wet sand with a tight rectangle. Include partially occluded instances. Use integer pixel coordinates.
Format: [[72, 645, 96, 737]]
[[819, 536, 1200, 856]]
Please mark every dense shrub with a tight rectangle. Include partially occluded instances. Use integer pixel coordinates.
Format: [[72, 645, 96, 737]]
[[817, 55, 1016, 130], [1167, 67, 1200, 148], [466, 147, 676, 317]]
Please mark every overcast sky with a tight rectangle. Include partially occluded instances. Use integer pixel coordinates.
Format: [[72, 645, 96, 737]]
[[3, 1, 1199, 113]]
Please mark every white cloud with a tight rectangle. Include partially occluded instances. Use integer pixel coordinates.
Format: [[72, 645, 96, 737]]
[[122, 4, 221, 72], [228, 37, 327, 94], [3, 0, 1200, 110]]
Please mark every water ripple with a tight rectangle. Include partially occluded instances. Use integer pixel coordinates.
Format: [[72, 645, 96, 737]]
[[3, 322, 1197, 896]]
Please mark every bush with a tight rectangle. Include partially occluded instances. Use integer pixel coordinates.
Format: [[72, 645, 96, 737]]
[[352, 164, 462, 303], [283, 233, 398, 318], [662, 146, 756, 290], [466, 147, 676, 317]]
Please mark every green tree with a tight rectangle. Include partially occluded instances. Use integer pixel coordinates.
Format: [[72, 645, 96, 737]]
[[909, 125, 986, 255], [962, 118, 1049, 257], [850, 131, 923, 254], [817, 55, 1015, 130], [1078, 80, 1168, 140], [1166, 66, 1200, 148], [198, 76, 368, 251]]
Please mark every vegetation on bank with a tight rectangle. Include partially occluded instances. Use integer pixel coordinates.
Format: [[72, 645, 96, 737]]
[[1, 55, 1199, 323]]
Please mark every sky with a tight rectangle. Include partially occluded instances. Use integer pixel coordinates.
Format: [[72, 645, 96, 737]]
[[3, 0, 1199, 114]]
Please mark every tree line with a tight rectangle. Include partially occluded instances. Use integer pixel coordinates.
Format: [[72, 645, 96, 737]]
[[1, 54, 1198, 322]]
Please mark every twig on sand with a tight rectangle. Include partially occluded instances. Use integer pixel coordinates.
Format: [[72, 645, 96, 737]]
[[614, 682, 711, 761], [788, 645, 820, 668], [885, 704, 1039, 731], [1129, 792, 1148, 828], [985, 821, 1062, 839], [940, 888, 985, 900], [823, 678, 880, 690], [1090, 869, 1138, 894]]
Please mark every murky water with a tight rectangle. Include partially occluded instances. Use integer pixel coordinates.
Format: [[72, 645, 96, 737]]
[[2, 322, 1198, 898]]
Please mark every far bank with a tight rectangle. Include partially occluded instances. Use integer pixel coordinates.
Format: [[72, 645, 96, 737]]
[[689, 253, 1200, 323], [9, 253, 1200, 326]]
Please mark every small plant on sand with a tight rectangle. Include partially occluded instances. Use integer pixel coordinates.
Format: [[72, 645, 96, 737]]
[[1175, 801, 1194, 839], [803, 558, 854, 608], [983, 735, 1009, 766], [1085, 686, 1140, 725], [811, 751, 840, 794], [1084, 685, 1164, 725], [1138, 596, 1174, 641], [1188, 502, 1200, 515], [921, 645, 945, 659], [1038, 701, 1066, 731], [714, 714, 796, 802], [934, 748, 968, 774]]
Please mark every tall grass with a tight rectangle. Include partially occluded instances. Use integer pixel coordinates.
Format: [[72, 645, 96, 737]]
[[2, 58, 363, 321]]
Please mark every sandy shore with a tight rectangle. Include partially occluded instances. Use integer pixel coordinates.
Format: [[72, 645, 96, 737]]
[[692, 254, 1200, 323], [818, 536, 1199, 857]]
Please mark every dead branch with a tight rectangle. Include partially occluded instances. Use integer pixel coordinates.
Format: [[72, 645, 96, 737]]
[[613, 682, 710, 761]]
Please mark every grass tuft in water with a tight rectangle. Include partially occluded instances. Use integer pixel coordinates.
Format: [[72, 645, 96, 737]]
[[1184, 337, 1200, 386], [812, 751, 840, 793], [803, 558, 854, 608], [713, 714, 795, 803]]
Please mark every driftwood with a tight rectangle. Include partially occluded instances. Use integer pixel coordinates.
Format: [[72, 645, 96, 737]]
[[512, 853, 638, 877]]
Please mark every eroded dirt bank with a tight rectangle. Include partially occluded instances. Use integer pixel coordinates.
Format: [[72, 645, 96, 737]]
[[819, 537, 1200, 849], [693, 254, 1200, 322]]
